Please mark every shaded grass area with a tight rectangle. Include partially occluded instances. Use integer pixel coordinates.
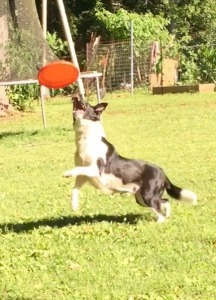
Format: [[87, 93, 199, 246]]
[[1, 92, 216, 299]]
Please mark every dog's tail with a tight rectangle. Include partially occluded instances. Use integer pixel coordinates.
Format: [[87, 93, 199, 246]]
[[165, 176, 197, 205]]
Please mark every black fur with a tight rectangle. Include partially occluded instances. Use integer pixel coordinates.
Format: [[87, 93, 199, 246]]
[[101, 136, 181, 213]]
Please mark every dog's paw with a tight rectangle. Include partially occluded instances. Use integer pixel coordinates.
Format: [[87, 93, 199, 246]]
[[157, 215, 166, 223], [63, 170, 75, 178]]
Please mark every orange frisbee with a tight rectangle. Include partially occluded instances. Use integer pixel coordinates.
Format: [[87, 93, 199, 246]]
[[38, 61, 79, 89]]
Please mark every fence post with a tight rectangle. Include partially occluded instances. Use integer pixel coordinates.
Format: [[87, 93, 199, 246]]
[[160, 39, 164, 95], [130, 20, 134, 95]]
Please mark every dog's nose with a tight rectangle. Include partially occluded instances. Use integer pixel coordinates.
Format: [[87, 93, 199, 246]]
[[72, 96, 85, 104]]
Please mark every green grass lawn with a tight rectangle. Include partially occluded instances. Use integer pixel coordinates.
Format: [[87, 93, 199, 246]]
[[1, 91, 216, 300]]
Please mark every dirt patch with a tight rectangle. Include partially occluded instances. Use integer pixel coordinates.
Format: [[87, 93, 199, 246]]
[[0, 102, 15, 118], [0, 103, 26, 122]]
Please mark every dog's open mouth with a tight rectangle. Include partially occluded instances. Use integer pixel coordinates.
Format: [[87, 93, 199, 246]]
[[72, 96, 86, 118]]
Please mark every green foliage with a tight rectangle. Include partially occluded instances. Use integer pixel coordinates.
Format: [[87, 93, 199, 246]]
[[95, 5, 179, 73], [46, 32, 69, 58], [179, 47, 199, 84], [179, 44, 216, 84], [35, 0, 216, 86], [7, 84, 39, 111], [161, 0, 216, 84], [93, 0, 216, 84], [168, 0, 216, 45], [95, 6, 172, 44], [1, 93, 216, 299], [197, 45, 216, 83]]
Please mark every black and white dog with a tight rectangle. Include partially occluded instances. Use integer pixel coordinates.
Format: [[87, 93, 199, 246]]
[[63, 96, 197, 223]]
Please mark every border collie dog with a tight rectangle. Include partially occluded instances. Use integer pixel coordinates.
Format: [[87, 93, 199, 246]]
[[63, 96, 197, 223]]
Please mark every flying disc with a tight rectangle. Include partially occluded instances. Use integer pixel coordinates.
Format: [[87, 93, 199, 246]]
[[38, 61, 79, 89]]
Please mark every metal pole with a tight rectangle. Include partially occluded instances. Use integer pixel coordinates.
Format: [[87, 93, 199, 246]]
[[40, 85, 47, 128], [95, 77, 101, 104], [42, 0, 47, 38], [56, 0, 85, 99], [130, 20, 134, 95], [40, 0, 48, 128], [0, 80, 38, 86]]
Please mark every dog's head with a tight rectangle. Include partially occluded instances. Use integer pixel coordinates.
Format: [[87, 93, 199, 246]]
[[72, 96, 108, 122]]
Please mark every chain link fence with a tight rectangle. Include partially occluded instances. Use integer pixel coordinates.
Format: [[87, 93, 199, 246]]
[[85, 40, 152, 94], [84, 38, 216, 95]]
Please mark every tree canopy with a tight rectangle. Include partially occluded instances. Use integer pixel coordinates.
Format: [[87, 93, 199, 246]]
[[35, 0, 216, 83], [36, 0, 216, 47]]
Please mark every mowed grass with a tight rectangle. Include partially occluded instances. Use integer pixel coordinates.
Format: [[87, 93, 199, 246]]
[[1, 91, 216, 299]]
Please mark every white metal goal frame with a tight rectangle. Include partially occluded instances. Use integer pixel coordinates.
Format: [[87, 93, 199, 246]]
[[0, 0, 102, 128]]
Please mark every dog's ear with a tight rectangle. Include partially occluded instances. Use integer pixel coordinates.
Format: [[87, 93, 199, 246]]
[[94, 102, 108, 115]]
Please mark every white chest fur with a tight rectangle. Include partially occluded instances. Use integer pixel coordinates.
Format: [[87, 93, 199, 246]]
[[67, 118, 139, 195], [74, 119, 107, 165]]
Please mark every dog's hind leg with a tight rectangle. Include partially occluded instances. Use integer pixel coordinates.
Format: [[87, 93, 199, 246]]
[[161, 198, 171, 218], [135, 191, 147, 207], [135, 191, 166, 223], [148, 198, 167, 223], [72, 176, 87, 211]]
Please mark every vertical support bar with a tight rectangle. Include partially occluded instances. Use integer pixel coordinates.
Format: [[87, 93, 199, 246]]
[[56, 0, 85, 99], [130, 20, 134, 95], [40, 0, 48, 128], [96, 76, 101, 104], [40, 86, 47, 128], [42, 0, 47, 38]]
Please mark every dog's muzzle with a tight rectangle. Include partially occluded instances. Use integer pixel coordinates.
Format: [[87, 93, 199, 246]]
[[72, 96, 86, 118]]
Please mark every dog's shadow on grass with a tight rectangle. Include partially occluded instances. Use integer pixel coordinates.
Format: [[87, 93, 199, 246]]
[[0, 127, 72, 140], [0, 130, 39, 140], [0, 214, 144, 234]]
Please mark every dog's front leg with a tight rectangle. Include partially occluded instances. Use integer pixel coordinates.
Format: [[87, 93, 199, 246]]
[[63, 166, 99, 178], [72, 176, 87, 211]]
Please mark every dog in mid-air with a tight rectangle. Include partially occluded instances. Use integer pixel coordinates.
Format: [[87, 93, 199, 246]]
[[63, 96, 197, 223]]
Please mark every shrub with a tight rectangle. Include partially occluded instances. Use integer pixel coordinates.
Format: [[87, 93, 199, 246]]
[[7, 84, 39, 111]]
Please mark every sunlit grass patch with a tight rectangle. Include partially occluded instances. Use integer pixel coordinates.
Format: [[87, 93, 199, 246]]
[[1, 91, 216, 299]]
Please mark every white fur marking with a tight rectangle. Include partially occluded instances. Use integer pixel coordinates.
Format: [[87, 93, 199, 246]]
[[180, 189, 197, 205], [63, 170, 75, 178], [151, 208, 166, 223], [157, 214, 166, 223], [161, 201, 171, 218], [64, 166, 99, 178], [72, 188, 79, 211], [74, 119, 107, 164], [100, 173, 139, 194]]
